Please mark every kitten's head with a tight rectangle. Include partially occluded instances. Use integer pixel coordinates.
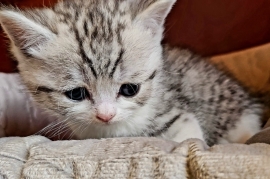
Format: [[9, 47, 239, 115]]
[[0, 0, 176, 137]]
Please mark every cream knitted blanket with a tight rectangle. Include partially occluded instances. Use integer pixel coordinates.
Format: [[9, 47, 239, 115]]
[[0, 136, 270, 179]]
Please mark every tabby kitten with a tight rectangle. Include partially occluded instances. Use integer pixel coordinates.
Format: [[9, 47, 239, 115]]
[[0, 0, 263, 145]]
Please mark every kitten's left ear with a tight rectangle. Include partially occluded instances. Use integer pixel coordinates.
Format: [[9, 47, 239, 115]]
[[134, 0, 176, 34], [0, 9, 55, 56]]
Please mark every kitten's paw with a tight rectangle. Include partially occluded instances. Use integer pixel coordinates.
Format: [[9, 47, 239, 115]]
[[165, 113, 205, 143], [223, 113, 261, 144]]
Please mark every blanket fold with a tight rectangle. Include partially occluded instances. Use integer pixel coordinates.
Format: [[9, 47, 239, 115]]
[[0, 136, 270, 179]]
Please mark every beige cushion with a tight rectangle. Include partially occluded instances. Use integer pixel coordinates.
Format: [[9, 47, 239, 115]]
[[1, 136, 270, 178]]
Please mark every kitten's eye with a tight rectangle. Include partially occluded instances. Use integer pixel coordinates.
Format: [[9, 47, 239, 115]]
[[119, 84, 140, 97], [65, 87, 89, 101]]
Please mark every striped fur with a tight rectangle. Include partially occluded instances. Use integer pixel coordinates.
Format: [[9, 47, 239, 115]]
[[0, 0, 263, 145]]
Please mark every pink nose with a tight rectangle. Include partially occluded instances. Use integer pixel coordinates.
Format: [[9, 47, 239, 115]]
[[96, 103, 116, 122]]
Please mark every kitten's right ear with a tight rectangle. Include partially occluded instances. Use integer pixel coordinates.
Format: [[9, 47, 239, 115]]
[[132, 0, 176, 35], [0, 8, 55, 56]]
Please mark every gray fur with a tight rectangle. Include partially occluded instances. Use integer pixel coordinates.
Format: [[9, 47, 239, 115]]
[[0, 0, 263, 146]]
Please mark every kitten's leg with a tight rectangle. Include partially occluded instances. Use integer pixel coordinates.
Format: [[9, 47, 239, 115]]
[[165, 113, 205, 143], [220, 112, 261, 144]]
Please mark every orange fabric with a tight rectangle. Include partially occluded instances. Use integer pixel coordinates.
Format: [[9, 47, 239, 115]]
[[211, 43, 270, 95]]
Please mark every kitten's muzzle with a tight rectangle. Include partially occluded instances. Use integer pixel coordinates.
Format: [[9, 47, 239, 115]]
[[96, 103, 116, 123]]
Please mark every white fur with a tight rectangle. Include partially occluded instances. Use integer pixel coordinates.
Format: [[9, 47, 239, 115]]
[[135, 0, 176, 35], [221, 112, 261, 144], [163, 113, 205, 143]]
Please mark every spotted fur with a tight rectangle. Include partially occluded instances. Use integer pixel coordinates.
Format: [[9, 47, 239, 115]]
[[0, 0, 263, 145]]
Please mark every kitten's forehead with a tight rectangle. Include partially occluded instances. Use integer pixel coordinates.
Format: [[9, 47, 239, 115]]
[[47, 0, 159, 81], [50, 0, 127, 76]]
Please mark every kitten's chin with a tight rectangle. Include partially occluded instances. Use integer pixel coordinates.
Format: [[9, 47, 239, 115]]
[[70, 119, 128, 140]]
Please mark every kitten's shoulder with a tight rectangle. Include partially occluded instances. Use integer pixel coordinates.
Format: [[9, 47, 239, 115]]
[[162, 44, 209, 73], [163, 44, 196, 63]]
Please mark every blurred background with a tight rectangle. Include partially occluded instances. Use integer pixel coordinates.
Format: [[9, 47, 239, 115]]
[[0, 0, 270, 138]]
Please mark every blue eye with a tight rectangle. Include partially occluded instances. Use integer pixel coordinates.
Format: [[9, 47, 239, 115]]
[[119, 84, 140, 97], [65, 87, 89, 101]]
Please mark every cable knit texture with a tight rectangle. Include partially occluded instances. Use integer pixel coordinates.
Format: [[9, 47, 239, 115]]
[[0, 136, 270, 178]]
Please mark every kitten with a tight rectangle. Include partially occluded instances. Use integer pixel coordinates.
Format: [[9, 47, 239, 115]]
[[0, 0, 263, 146]]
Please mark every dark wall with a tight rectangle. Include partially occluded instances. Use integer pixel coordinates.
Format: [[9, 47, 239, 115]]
[[164, 0, 270, 56]]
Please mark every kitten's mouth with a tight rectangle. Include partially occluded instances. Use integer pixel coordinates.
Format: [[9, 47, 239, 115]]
[[94, 116, 125, 126], [96, 116, 111, 123], [95, 112, 116, 124], [94, 118, 115, 125]]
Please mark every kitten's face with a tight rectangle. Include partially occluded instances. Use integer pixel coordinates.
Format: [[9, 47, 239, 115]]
[[0, 0, 176, 137]]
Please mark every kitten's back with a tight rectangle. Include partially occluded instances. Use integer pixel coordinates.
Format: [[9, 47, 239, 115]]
[[163, 46, 263, 145]]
